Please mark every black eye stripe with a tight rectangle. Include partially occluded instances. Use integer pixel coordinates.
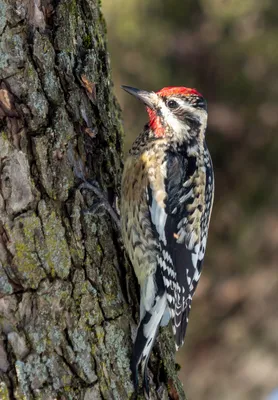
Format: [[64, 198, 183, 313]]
[[188, 96, 207, 110], [163, 95, 207, 110]]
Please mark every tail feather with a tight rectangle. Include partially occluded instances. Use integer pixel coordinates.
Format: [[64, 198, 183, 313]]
[[174, 309, 188, 349], [173, 298, 192, 349], [131, 292, 167, 395]]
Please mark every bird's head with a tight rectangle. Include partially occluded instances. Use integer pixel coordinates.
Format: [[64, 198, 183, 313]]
[[122, 85, 208, 148]]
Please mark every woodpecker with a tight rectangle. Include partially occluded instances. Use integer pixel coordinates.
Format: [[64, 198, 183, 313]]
[[121, 85, 214, 394]]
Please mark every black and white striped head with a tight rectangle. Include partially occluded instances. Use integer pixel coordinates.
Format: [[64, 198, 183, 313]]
[[122, 85, 208, 146]]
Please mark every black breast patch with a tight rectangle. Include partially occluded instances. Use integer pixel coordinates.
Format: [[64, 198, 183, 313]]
[[164, 150, 196, 215]]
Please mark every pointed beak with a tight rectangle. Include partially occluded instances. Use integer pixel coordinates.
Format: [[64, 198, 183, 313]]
[[121, 85, 156, 110]]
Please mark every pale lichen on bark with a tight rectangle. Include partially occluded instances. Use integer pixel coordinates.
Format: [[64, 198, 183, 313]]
[[0, 1, 186, 399]]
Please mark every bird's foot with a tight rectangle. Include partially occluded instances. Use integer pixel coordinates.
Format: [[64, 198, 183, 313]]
[[79, 180, 120, 231]]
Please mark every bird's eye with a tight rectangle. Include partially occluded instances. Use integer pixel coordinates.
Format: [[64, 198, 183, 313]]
[[167, 100, 178, 109]]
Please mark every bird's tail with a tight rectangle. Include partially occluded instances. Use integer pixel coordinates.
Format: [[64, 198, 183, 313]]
[[173, 298, 192, 350], [131, 292, 167, 396]]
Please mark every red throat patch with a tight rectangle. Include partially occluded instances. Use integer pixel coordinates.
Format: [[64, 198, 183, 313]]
[[147, 108, 165, 137]]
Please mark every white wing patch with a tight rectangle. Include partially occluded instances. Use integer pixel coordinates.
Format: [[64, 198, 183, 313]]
[[198, 235, 207, 261], [160, 307, 171, 326], [142, 292, 167, 364], [141, 274, 156, 317], [149, 196, 167, 245]]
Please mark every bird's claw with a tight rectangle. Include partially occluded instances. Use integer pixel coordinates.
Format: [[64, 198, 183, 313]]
[[79, 180, 121, 231]]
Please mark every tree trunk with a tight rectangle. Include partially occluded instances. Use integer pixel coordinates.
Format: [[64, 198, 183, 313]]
[[0, 1, 185, 399]]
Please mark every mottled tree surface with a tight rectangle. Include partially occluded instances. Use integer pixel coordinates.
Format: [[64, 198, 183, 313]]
[[0, 1, 185, 399]]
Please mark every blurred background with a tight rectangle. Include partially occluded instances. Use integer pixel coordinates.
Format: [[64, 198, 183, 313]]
[[102, 1, 278, 399]]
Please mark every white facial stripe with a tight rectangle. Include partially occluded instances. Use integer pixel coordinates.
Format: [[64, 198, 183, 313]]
[[158, 97, 207, 143], [162, 96, 203, 116], [159, 100, 189, 140]]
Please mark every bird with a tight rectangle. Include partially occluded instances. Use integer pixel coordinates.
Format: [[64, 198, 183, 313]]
[[120, 85, 214, 395]]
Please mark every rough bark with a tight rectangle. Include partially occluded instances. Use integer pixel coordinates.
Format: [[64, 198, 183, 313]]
[[0, 1, 185, 399]]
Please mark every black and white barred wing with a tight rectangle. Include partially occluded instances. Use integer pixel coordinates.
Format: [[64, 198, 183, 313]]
[[148, 151, 213, 348]]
